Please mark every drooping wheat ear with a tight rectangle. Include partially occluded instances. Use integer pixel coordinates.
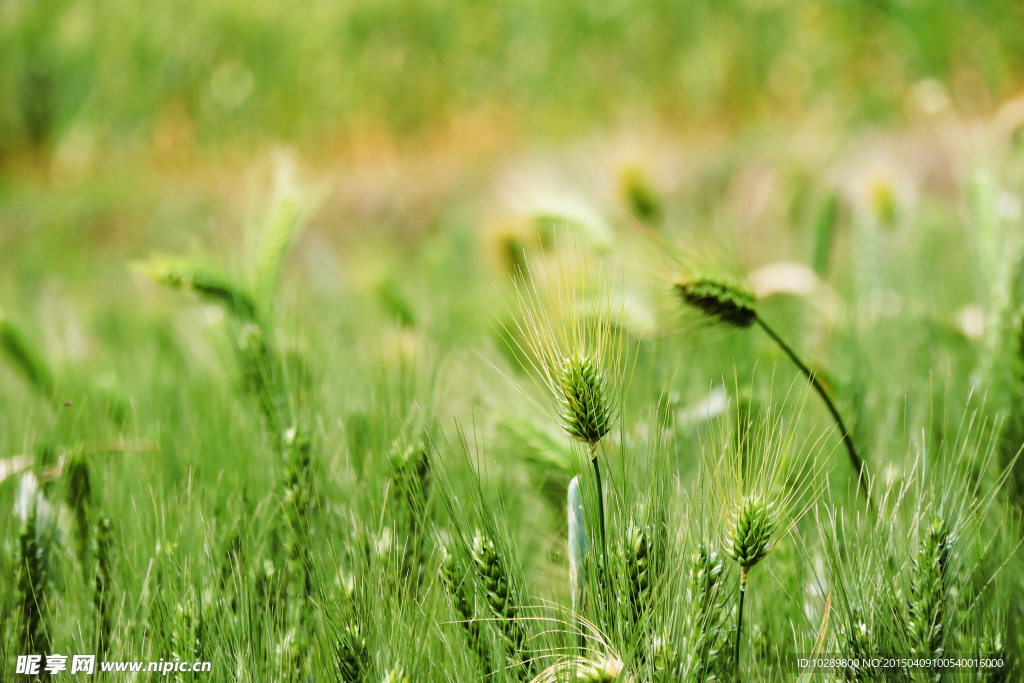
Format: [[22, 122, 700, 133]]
[[0, 309, 55, 397], [471, 529, 532, 678], [684, 540, 729, 682], [139, 257, 259, 323], [674, 273, 871, 509], [18, 509, 53, 657], [337, 623, 368, 682], [92, 516, 113, 657], [674, 276, 758, 329], [907, 516, 953, 663]]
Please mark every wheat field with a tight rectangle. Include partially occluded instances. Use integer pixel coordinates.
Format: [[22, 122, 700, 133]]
[[2, 2, 1024, 681]]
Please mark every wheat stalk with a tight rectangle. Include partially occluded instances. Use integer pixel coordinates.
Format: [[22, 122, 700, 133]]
[[704, 388, 823, 677], [92, 516, 114, 657], [673, 273, 871, 510], [501, 250, 629, 608]]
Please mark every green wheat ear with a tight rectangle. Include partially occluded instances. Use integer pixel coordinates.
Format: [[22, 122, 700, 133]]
[[683, 541, 731, 682], [558, 354, 614, 444], [674, 276, 758, 329], [471, 530, 517, 623], [724, 495, 778, 570], [92, 516, 114, 657], [908, 516, 953, 662], [382, 665, 409, 683], [470, 529, 532, 678], [440, 545, 492, 675], [620, 520, 652, 620], [255, 196, 303, 309], [65, 457, 92, 565], [725, 493, 780, 677], [138, 256, 259, 323], [530, 652, 625, 683], [18, 507, 54, 657], [0, 309, 55, 397], [620, 165, 663, 225], [576, 655, 624, 682], [337, 623, 367, 682]]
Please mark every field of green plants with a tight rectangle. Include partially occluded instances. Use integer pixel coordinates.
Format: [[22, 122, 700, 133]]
[[3, 1, 1024, 681]]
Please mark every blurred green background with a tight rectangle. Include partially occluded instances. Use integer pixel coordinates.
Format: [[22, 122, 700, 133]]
[[2, 0, 1024, 469], [1, 0, 1023, 159], [2, 0, 1023, 299]]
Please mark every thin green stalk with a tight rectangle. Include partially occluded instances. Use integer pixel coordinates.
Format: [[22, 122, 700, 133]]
[[588, 443, 607, 568], [735, 567, 748, 678], [754, 317, 873, 510], [588, 442, 613, 631]]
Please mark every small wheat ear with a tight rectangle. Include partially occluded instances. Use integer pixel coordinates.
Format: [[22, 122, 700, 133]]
[[255, 196, 304, 310], [471, 528, 533, 679], [674, 276, 758, 329], [726, 494, 778, 675], [684, 540, 729, 681]]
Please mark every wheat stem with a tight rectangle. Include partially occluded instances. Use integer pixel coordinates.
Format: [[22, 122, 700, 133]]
[[735, 566, 748, 678], [588, 444, 608, 572], [754, 317, 873, 511]]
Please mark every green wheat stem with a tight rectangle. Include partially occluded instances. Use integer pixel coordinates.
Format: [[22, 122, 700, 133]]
[[588, 443, 608, 572], [754, 317, 873, 511], [735, 566, 748, 678]]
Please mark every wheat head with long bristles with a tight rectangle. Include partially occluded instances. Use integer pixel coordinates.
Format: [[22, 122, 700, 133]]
[[704, 383, 825, 570], [500, 249, 628, 448]]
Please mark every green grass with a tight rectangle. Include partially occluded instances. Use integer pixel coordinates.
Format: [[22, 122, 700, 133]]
[[1, 133, 1023, 680], [3, 4, 1024, 679]]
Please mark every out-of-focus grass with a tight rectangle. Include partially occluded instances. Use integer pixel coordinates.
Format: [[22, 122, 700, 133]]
[[1, 0, 1023, 161]]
